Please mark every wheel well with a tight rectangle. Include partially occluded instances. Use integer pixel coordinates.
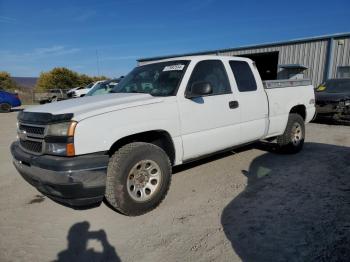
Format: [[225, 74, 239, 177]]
[[290, 105, 306, 120], [108, 130, 176, 165]]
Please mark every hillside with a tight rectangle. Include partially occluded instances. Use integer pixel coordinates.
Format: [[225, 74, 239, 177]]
[[11, 77, 38, 89]]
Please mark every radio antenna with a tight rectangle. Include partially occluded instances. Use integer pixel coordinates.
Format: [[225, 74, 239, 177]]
[[96, 49, 100, 76]]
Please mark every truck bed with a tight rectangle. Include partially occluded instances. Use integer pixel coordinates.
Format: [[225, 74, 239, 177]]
[[263, 79, 315, 138], [263, 79, 312, 89]]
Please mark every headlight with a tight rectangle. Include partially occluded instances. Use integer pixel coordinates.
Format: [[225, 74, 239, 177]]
[[45, 142, 75, 156], [339, 101, 344, 106], [45, 121, 77, 156], [45, 143, 67, 155], [46, 122, 77, 136]]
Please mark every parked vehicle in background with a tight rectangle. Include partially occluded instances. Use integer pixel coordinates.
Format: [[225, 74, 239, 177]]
[[86, 78, 120, 96], [11, 56, 315, 216], [315, 78, 350, 121], [0, 90, 21, 112], [67, 82, 96, 98], [39, 89, 68, 104], [66, 86, 83, 98]]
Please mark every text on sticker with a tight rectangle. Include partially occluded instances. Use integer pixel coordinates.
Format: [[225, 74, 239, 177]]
[[163, 65, 185, 71]]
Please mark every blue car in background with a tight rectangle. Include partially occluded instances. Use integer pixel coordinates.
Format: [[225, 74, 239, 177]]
[[0, 90, 22, 112]]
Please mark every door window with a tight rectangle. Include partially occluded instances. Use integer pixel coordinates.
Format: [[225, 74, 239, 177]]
[[187, 60, 231, 95]]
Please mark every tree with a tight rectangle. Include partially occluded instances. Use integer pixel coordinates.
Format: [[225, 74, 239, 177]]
[[0, 71, 17, 90], [77, 74, 109, 87], [92, 75, 109, 82], [36, 67, 110, 91], [36, 67, 79, 91], [77, 74, 93, 86]]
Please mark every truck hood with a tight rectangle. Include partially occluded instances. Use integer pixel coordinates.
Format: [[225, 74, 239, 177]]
[[25, 93, 163, 121]]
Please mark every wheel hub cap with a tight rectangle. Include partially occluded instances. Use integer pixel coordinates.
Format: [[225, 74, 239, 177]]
[[127, 160, 162, 202], [291, 122, 303, 145]]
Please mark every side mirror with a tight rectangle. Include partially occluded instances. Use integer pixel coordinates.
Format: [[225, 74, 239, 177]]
[[186, 81, 213, 99]]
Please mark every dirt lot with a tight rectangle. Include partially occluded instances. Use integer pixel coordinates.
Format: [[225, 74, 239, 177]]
[[0, 111, 349, 262]]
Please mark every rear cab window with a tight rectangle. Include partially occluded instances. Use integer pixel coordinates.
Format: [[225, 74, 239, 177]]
[[229, 61, 257, 92]]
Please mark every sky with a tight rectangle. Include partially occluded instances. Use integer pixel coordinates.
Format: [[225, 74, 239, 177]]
[[0, 0, 349, 77]]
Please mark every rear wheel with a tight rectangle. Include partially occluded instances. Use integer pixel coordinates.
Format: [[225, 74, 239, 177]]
[[277, 113, 305, 154], [51, 96, 58, 102], [105, 142, 171, 216], [0, 103, 11, 113]]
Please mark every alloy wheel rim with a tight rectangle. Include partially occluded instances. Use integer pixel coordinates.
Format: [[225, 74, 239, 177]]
[[126, 160, 162, 202], [291, 122, 303, 145]]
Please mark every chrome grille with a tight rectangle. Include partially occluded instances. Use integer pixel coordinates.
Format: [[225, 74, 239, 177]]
[[18, 122, 46, 155], [19, 124, 45, 135], [20, 140, 43, 153]]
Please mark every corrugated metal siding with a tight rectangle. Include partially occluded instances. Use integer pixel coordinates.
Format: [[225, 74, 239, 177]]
[[332, 38, 350, 78], [218, 40, 328, 86], [138, 36, 350, 86]]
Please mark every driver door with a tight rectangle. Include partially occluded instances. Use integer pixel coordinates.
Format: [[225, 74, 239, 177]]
[[178, 60, 241, 160]]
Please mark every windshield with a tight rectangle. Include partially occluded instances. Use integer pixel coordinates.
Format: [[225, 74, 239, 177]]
[[316, 79, 350, 93], [84, 83, 94, 89], [111, 60, 189, 96], [86, 80, 119, 96]]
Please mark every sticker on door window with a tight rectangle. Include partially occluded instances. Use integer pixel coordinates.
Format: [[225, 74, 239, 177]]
[[163, 64, 185, 71]]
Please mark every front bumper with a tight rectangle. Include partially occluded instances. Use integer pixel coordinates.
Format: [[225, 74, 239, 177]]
[[11, 142, 109, 206]]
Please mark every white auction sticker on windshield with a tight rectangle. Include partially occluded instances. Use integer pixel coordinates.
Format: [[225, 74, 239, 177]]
[[163, 64, 185, 71]]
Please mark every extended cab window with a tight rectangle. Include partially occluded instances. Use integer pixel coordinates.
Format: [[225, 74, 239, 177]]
[[187, 60, 231, 95], [229, 61, 257, 92]]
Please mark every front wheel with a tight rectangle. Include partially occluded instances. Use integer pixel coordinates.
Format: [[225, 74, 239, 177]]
[[0, 103, 11, 113], [105, 142, 171, 216], [277, 113, 305, 154]]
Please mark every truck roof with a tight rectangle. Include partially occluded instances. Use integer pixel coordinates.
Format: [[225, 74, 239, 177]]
[[139, 55, 253, 66]]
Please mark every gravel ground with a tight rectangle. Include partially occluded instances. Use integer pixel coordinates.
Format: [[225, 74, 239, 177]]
[[0, 110, 349, 262]]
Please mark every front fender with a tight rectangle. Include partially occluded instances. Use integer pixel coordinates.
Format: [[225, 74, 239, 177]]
[[73, 99, 181, 158]]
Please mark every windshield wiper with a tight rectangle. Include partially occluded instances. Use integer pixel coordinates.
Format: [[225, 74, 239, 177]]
[[129, 90, 149, 94], [110, 90, 153, 96]]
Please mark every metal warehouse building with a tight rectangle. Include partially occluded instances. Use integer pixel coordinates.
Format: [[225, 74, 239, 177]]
[[138, 32, 350, 87]]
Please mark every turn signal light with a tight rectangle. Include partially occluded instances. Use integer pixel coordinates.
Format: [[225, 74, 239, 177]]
[[66, 143, 75, 156]]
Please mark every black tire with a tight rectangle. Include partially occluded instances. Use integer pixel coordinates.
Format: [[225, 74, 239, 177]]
[[0, 103, 11, 113], [277, 113, 305, 154], [105, 142, 171, 216]]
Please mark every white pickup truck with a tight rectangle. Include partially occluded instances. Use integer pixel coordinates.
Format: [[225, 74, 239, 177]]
[[11, 56, 315, 216]]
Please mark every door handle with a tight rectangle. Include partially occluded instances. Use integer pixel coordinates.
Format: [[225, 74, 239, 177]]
[[229, 100, 239, 109]]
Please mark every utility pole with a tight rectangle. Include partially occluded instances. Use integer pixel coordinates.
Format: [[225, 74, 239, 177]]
[[96, 49, 100, 76]]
